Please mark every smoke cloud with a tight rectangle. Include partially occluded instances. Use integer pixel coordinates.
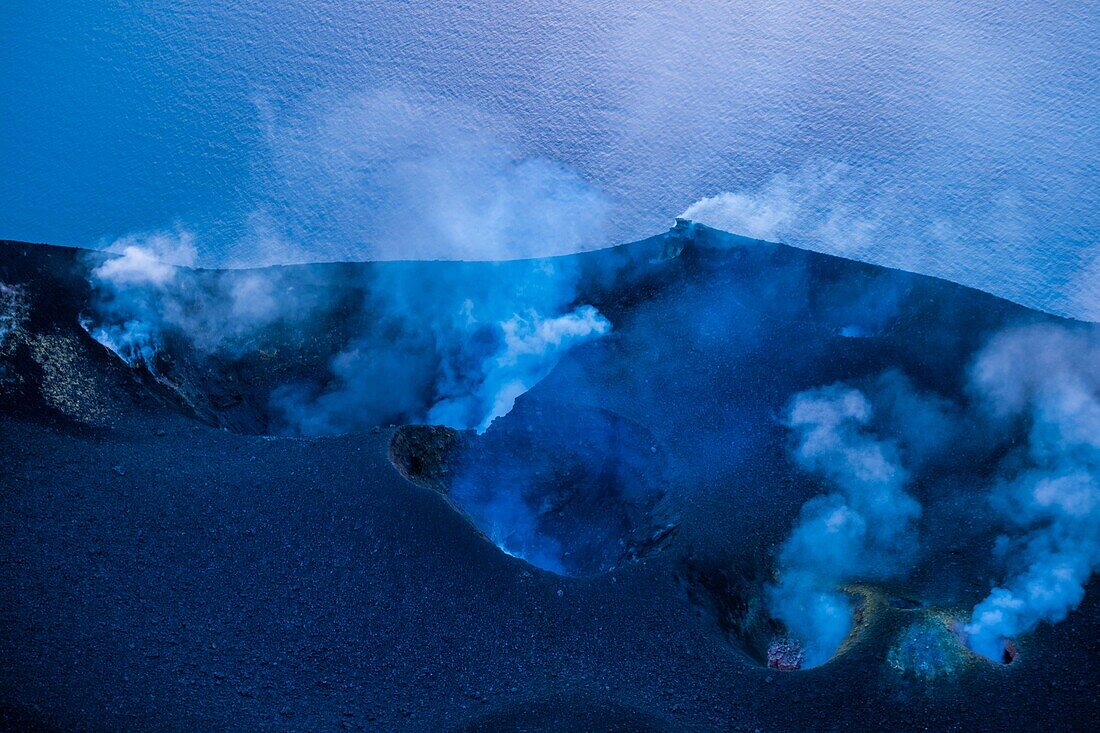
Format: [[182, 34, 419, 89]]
[[769, 374, 954, 667], [767, 325, 1096, 665], [427, 305, 610, 433], [678, 161, 1093, 321], [244, 88, 611, 263], [83, 228, 323, 371], [84, 234, 614, 435], [82, 230, 192, 371], [681, 162, 881, 256], [963, 323, 1100, 660], [84, 89, 616, 432], [272, 258, 611, 435]]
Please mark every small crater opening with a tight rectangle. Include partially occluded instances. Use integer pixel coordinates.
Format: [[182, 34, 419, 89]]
[[950, 622, 1019, 666], [390, 401, 678, 577], [389, 423, 470, 492], [888, 596, 925, 610], [765, 637, 805, 671], [679, 557, 861, 671]]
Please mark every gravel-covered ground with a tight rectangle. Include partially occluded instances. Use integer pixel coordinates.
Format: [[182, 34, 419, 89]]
[[1, 232, 1097, 731]]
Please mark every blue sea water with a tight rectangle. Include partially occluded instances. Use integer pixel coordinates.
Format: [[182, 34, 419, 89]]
[[1, 2, 1097, 317]]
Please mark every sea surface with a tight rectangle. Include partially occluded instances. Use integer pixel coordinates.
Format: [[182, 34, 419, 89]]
[[1, 1, 1097, 318]]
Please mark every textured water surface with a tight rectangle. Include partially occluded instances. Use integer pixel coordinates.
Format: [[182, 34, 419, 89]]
[[2, 1, 1097, 317]]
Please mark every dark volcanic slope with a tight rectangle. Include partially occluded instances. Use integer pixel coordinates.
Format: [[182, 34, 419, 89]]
[[1, 228, 1097, 732]]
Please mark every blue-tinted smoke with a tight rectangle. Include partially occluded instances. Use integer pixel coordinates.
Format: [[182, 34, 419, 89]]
[[963, 324, 1100, 660], [769, 383, 921, 666], [768, 371, 958, 667], [270, 257, 611, 435], [769, 325, 1098, 666], [82, 230, 194, 371], [85, 231, 612, 434], [680, 160, 1099, 322], [242, 88, 611, 263], [427, 305, 609, 432], [82, 228, 314, 370]]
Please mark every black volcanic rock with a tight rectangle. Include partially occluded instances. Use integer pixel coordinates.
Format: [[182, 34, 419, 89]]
[[394, 401, 678, 577], [1, 228, 1097, 732]]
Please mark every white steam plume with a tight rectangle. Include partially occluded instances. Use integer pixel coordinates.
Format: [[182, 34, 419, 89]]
[[428, 305, 611, 433], [246, 88, 611, 263], [83, 230, 197, 370], [85, 228, 309, 366], [270, 257, 612, 436], [963, 324, 1100, 660], [680, 162, 880, 255], [678, 161, 1093, 321], [770, 383, 922, 667]]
